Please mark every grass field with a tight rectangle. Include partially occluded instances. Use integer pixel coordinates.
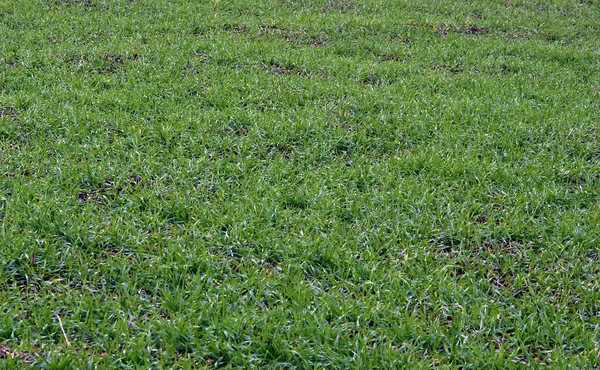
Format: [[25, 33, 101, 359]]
[[1, 0, 600, 368]]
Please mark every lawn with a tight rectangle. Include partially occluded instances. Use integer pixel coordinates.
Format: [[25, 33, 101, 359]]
[[1, 0, 600, 368]]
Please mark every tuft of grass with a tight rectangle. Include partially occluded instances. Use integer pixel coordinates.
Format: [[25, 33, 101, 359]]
[[1, 0, 600, 367]]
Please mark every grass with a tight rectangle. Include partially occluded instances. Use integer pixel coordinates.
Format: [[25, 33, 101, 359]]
[[1, 0, 600, 367]]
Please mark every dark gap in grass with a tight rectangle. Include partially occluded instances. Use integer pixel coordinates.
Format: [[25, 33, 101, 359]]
[[281, 195, 309, 210], [260, 259, 282, 276], [463, 255, 512, 291], [259, 293, 282, 310], [332, 137, 355, 157], [483, 65, 520, 75], [307, 38, 327, 46], [146, 224, 175, 241], [67, 53, 136, 74], [430, 63, 465, 74], [264, 60, 328, 78], [215, 146, 242, 159], [428, 23, 489, 37], [102, 54, 124, 64], [190, 25, 206, 37], [47, 0, 97, 6], [323, 0, 358, 12], [474, 214, 488, 224], [259, 24, 328, 46], [223, 23, 247, 34], [3, 254, 72, 294], [0, 344, 35, 364], [95, 55, 125, 74], [184, 53, 211, 74], [66, 54, 88, 69], [2, 262, 30, 289], [266, 143, 295, 158], [223, 127, 249, 136], [328, 120, 357, 133], [373, 52, 406, 62], [0, 107, 27, 144], [434, 236, 529, 257], [0, 107, 19, 119], [481, 238, 526, 256], [303, 274, 337, 295], [209, 238, 245, 260], [464, 25, 488, 35], [77, 178, 118, 204], [431, 235, 463, 254], [259, 23, 303, 41], [77, 176, 146, 204], [267, 63, 302, 76], [203, 355, 230, 368], [360, 72, 391, 87], [97, 242, 135, 261]]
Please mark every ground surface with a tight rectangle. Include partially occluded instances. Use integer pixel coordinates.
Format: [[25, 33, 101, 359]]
[[1, 0, 600, 368]]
